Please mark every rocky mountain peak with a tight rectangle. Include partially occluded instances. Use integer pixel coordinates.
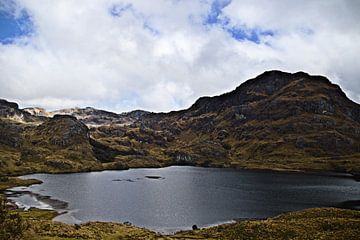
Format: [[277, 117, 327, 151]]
[[25, 114, 90, 149], [0, 99, 19, 109], [188, 71, 351, 116], [0, 99, 39, 122]]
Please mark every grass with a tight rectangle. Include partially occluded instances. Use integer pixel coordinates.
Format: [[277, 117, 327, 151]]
[[0, 177, 42, 191], [173, 208, 360, 240], [8, 207, 360, 240]]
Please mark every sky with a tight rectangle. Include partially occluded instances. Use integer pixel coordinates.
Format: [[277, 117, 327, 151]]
[[0, 0, 359, 113]]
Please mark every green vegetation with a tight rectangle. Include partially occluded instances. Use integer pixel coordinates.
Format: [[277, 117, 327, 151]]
[[0, 198, 28, 240], [0, 177, 42, 191], [175, 208, 360, 240]]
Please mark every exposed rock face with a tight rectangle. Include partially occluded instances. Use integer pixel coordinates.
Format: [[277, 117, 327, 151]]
[[0, 99, 19, 110], [169, 150, 194, 165], [1, 70, 359, 174], [0, 119, 24, 148], [23, 107, 52, 117], [23, 106, 150, 127], [51, 108, 149, 126], [0, 99, 39, 122]]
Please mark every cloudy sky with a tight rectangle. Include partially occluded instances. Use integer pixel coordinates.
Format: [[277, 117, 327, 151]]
[[0, 0, 359, 113]]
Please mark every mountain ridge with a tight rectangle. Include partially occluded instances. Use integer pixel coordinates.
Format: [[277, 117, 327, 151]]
[[1, 70, 359, 176]]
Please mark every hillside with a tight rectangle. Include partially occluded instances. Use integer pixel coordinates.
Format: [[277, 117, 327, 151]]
[[91, 71, 360, 173], [1, 70, 359, 176]]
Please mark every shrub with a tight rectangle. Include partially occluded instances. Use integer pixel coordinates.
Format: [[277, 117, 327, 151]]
[[0, 175, 9, 182], [0, 198, 28, 240]]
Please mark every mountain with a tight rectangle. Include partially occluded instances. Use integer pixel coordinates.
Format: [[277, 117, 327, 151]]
[[23, 107, 149, 126], [18, 114, 102, 172], [143, 71, 360, 165], [1, 70, 359, 176], [23, 107, 52, 118], [0, 99, 42, 122]]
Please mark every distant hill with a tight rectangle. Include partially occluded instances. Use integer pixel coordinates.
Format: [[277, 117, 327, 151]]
[[1, 70, 359, 176], [23, 106, 149, 126]]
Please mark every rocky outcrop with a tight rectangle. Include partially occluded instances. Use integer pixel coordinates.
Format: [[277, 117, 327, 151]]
[[36, 115, 90, 147], [0, 99, 39, 122], [0, 119, 24, 148], [17, 115, 100, 172], [51, 108, 149, 126], [168, 150, 194, 165], [23, 105, 150, 127], [23, 107, 52, 117]]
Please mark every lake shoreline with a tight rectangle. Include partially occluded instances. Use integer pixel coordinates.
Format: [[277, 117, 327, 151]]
[[4, 163, 359, 182], [8, 206, 360, 239], [7, 199, 360, 236]]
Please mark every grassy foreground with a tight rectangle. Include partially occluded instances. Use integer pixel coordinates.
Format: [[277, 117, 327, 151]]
[[5, 207, 356, 240]]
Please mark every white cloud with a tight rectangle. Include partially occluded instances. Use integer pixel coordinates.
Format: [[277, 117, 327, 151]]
[[0, 0, 359, 112]]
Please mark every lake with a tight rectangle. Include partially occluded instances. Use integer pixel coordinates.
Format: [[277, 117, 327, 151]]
[[5, 166, 360, 233]]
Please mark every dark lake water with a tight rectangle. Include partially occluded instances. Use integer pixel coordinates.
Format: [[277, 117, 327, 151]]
[[6, 166, 360, 233]]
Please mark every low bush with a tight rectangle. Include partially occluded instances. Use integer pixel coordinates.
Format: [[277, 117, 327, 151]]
[[0, 198, 28, 240]]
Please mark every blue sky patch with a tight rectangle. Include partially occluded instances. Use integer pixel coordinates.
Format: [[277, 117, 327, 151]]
[[204, 0, 274, 44], [0, 1, 33, 44], [228, 27, 274, 44], [110, 3, 159, 36], [206, 0, 231, 25], [109, 3, 133, 17], [143, 21, 159, 36]]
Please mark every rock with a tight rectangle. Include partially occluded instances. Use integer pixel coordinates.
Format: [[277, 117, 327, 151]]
[[145, 176, 163, 179], [0, 119, 24, 147], [45, 160, 72, 170], [217, 130, 229, 140], [0, 99, 39, 122], [169, 151, 194, 164], [49, 107, 150, 127]]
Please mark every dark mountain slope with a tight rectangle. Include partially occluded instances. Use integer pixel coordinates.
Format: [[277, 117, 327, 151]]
[[20, 115, 96, 165], [126, 71, 360, 171], [0, 99, 42, 122]]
